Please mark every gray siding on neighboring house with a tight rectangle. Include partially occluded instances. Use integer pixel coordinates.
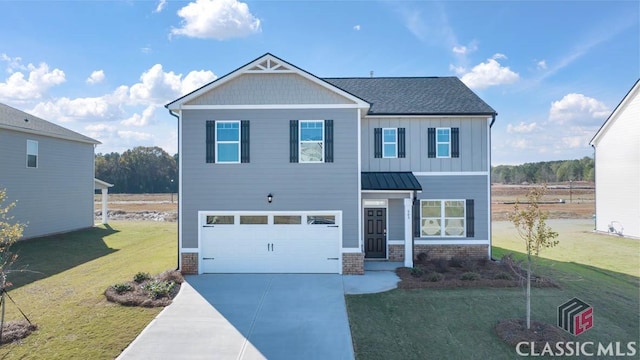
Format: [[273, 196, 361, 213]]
[[181, 108, 360, 249], [361, 117, 489, 172], [415, 175, 489, 240], [0, 129, 95, 239], [186, 74, 354, 106], [388, 199, 405, 240]]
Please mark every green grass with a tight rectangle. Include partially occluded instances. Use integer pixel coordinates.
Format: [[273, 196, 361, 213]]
[[347, 219, 639, 359], [0, 221, 177, 359]]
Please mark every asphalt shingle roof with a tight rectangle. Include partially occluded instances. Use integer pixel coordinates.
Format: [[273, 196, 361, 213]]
[[0, 103, 99, 144], [361, 172, 423, 191], [323, 77, 496, 116]]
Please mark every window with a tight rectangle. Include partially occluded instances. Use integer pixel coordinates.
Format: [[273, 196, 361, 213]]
[[206, 215, 234, 224], [216, 121, 240, 163], [26, 140, 38, 168], [240, 215, 268, 224], [274, 215, 302, 224], [299, 120, 324, 162], [307, 215, 335, 225], [436, 128, 450, 158], [420, 200, 465, 237], [382, 128, 397, 158]]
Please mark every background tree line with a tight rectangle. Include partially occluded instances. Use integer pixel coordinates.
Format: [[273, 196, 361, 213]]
[[95, 146, 178, 194], [492, 157, 594, 184]]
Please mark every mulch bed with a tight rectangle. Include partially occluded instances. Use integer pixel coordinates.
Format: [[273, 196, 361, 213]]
[[495, 318, 569, 348], [0, 320, 37, 345], [396, 255, 559, 289], [105, 270, 184, 307]]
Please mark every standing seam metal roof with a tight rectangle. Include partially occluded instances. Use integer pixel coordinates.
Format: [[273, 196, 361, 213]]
[[361, 172, 423, 191]]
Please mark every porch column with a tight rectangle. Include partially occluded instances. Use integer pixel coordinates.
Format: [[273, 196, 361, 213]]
[[403, 198, 413, 268], [101, 188, 109, 224]]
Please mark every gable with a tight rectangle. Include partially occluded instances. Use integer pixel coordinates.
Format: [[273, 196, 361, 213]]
[[186, 73, 354, 106], [591, 79, 640, 146]]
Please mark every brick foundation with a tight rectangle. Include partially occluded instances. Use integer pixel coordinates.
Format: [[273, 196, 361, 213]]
[[412, 244, 489, 261], [388, 245, 405, 262], [181, 252, 198, 275], [342, 253, 364, 275]]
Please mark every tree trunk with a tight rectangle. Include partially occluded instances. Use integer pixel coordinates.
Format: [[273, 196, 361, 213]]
[[526, 252, 531, 329]]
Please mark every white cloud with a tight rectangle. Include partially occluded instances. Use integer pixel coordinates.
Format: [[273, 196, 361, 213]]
[[507, 122, 538, 134], [492, 53, 507, 60], [459, 54, 519, 89], [510, 138, 532, 150], [170, 0, 261, 40], [353, 25, 361, 31], [561, 136, 585, 149], [536, 60, 547, 70], [86, 70, 105, 85], [117, 130, 154, 141], [30, 96, 122, 123], [452, 42, 477, 55], [155, 0, 168, 13], [121, 105, 157, 127], [128, 64, 216, 104], [0, 62, 65, 101], [452, 46, 467, 54], [549, 93, 610, 124], [449, 64, 466, 75], [1, 53, 26, 73]]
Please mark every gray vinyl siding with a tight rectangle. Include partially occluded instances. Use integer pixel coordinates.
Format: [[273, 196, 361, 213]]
[[388, 199, 404, 240], [362, 117, 489, 172], [181, 108, 359, 249], [186, 74, 354, 106], [415, 175, 489, 240], [0, 129, 95, 239]]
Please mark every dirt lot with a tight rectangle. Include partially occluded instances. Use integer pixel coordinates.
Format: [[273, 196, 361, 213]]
[[95, 182, 594, 222]]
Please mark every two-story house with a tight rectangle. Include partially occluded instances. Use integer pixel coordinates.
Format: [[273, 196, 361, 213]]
[[166, 53, 496, 275]]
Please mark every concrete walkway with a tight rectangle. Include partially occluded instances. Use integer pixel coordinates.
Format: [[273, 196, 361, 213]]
[[117, 269, 400, 360]]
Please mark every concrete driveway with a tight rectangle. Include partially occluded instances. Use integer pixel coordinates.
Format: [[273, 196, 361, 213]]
[[118, 274, 355, 360]]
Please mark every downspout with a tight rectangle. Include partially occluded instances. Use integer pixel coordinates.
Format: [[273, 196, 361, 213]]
[[591, 144, 596, 231], [169, 109, 180, 271], [489, 113, 496, 259]]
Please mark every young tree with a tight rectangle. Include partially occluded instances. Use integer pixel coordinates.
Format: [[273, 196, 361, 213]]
[[0, 189, 26, 339], [509, 185, 559, 329]]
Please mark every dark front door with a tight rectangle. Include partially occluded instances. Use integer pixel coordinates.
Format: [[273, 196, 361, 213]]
[[365, 208, 386, 258]]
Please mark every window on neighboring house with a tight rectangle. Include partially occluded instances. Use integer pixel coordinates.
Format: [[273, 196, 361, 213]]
[[427, 127, 459, 158], [374, 127, 406, 158], [299, 120, 324, 162], [205, 120, 250, 163], [26, 140, 38, 168], [420, 200, 466, 237]]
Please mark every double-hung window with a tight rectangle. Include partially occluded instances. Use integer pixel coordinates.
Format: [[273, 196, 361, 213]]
[[215, 121, 240, 163], [427, 127, 459, 158], [382, 128, 397, 158], [299, 120, 324, 163], [27, 140, 38, 168], [420, 200, 466, 237], [436, 128, 450, 158]]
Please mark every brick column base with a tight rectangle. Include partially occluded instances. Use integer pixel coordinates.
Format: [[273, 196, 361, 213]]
[[342, 253, 364, 275], [181, 252, 198, 275]]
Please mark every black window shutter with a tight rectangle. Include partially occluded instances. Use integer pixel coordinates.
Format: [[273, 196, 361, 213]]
[[427, 127, 436, 158], [374, 128, 382, 158], [290, 120, 299, 163], [451, 127, 460, 158], [413, 199, 421, 237], [398, 127, 406, 158], [206, 120, 215, 163], [466, 199, 475, 237], [325, 120, 333, 163], [241, 120, 250, 163]]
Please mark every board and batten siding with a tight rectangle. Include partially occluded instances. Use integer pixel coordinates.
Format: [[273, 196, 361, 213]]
[[0, 129, 95, 239], [593, 86, 640, 238], [186, 73, 354, 106], [361, 117, 490, 172], [180, 108, 360, 249], [387, 199, 405, 241], [415, 175, 489, 241]]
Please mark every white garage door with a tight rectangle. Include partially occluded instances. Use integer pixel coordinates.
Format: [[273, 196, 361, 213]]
[[199, 211, 341, 273]]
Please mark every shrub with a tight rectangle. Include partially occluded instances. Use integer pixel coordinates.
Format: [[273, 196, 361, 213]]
[[410, 267, 424, 277], [133, 272, 151, 283], [449, 256, 465, 268], [460, 272, 481, 281], [494, 271, 513, 280], [142, 280, 175, 299], [112, 283, 133, 294], [433, 258, 449, 273], [424, 272, 444, 282], [416, 252, 430, 264]]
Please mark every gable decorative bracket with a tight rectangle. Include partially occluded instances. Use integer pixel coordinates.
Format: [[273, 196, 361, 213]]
[[246, 58, 293, 73]]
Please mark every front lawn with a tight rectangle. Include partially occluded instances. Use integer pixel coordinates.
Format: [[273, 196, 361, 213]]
[[0, 221, 177, 359], [346, 220, 640, 359]]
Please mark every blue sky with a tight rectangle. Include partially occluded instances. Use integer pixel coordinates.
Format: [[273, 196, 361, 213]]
[[0, 0, 638, 165]]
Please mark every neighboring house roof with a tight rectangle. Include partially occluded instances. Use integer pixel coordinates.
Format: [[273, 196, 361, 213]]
[[0, 103, 100, 144], [590, 79, 640, 146], [361, 172, 423, 191], [94, 178, 114, 190], [324, 77, 497, 116]]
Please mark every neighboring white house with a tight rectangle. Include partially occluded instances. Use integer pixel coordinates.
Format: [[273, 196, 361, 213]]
[[0, 103, 101, 239], [590, 79, 640, 239]]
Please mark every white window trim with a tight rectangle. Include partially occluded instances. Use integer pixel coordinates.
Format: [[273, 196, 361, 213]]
[[420, 199, 466, 238], [382, 128, 397, 158], [215, 121, 240, 164], [299, 120, 324, 163], [26, 139, 38, 168], [436, 127, 451, 159]]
